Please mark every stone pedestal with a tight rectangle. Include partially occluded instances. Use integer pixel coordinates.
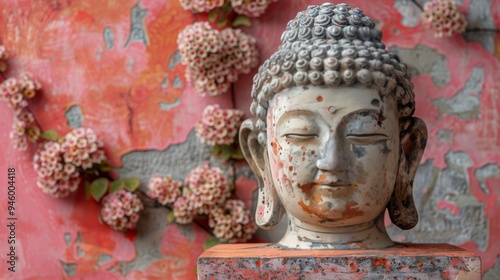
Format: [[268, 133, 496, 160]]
[[197, 243, 481, 279]]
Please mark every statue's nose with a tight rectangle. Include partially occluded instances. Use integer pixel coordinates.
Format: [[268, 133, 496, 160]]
[[316, 137, 348, 172]]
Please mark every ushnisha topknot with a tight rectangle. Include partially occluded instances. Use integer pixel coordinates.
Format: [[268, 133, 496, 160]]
[[250, 3, 415, 145]]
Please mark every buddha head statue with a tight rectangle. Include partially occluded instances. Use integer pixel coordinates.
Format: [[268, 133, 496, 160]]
[[239, 3, 428, 249]]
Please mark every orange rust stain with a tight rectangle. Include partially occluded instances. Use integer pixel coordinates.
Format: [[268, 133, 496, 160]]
[[371, 258, 391, 272], [342, 202, 364, 219], [316, 95, 323, 102], [288, 166, 293, 171], [271, 142, 278, 156], [350, 262, 357, 270], [297, 183, 313, 194], [256, 260, 262, 267], [318, 174, 326, 182]]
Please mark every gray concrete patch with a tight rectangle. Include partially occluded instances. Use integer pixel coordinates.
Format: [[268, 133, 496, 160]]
[[103, 27, 114, 50], [475, 163, 500, 195], [389, 45, 450, 88], [118, 207, 169, 275], [65, 105, 83, 128], [437, 129, 453, 142], [60, 261, 77, 277], [125, 2, 149, 47], [431, 67, 484, 120], [388, 151, 489, 251], [463, 0, 495, 53], [393, 0, 422, 27], [169, 50, 182, 70]]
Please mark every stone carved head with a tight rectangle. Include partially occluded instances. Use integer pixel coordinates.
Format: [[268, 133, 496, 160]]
[[240, 3, 428, 249]]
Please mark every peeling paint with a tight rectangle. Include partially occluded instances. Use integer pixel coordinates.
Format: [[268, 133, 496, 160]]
[[432, 67, 484, 120], [173, 75, 183, 88], [118, 208, 168, 276], [388, 152, 489, 251], [463, 0, 495, 53], [169, 50, 182, 70], [437, 130, 453, 142], [65, 105, 83, 128], [64, 232, 71, 246], [393, 0, 422, 27], [474, 163, 500, 195], [389, 45, 450, 88], [125, 2, 149, 47], [60, 261, 77, 277], [103, 26, 114, 50], [97, 254, 113, 267], [159, 98, 180, 111]]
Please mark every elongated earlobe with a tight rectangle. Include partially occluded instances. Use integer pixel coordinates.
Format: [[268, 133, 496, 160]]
[[388, 117, 427, 230], [239, 119, 285, 229]]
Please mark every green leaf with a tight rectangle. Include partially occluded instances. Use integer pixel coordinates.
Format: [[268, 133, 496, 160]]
[[217, 17, 228, 28], [232, 15, 251, 27], [84, 181, 91, 200], [123, 178, 140, 192], [167, 211, 175, 224], [90, 178, 109, 201], [220, 146, 232, 161], [0, 61, 7, 72], [204, 236, 221, 250], [41, 129, 58, 141], [212, 145, 221, 156], [99, 161, 112, 172], [208, 10, 217, 22], [231, 147, 245, 160], [109, 179, 124, 194]]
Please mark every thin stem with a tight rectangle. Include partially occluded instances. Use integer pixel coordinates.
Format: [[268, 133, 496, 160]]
[[464, 28, 500, 33], [411, 0, 424, 11]]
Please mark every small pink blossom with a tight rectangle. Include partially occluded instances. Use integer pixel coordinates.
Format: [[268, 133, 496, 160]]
[[34, 141, 81, 198], [101, 190, 144, 231], [146, 175, 182, 205], [61, 128, 106, 169], [178, 0, 224, 13], [173, 196, 195, 224], [184, 163, 231, 214], [195, 104, 244, 146], [177, 23, 259, 96], [209, 199, 257, 243], [230, 0, 278, 17], [422, 0, 467, 37]]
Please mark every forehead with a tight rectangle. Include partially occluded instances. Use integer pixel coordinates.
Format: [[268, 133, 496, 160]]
[[268, 86, 397, 121]]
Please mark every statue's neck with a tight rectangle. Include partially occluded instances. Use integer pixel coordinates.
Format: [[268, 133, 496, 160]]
[[277, 212, 394, 249]]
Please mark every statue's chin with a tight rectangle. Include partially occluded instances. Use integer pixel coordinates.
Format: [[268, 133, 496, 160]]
[[275, 213, 395, 250]]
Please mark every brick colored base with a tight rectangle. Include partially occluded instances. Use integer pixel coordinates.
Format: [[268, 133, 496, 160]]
[[197, 243, 481, 279]]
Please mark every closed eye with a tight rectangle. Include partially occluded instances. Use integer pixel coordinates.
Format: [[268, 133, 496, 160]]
[[346, 134, 388, 145], [283, 134, 318, 140]]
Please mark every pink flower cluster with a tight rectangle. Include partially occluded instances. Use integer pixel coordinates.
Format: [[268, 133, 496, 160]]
[[178, 0, 224, 13], [33, 128, 106, 198], [209, 199, 257, 243], [146, 175, 182, 205], [172, 164, 231, 223], [101, 189, 144, 231], [195, 104, 244, 146], [230, 0, 278, 17], [61, 128, 106, 169], [422, 0, 467, 37], [184, 163, 231, 212], [34, 142, 81, 198], [177, 22, 259, 96], [0, 73, 43, 149]]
